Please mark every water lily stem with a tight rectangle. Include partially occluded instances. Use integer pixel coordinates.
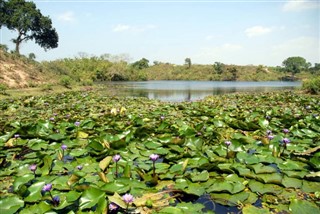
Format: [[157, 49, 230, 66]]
[[115, 162, 118, 178], [152, 161, 155, 177]]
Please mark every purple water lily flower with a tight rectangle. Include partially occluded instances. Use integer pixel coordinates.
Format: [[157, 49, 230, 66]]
[[14, 134, 20, 139], [122, 193, 134, 204], [61, 144, 67, 150], [52, 196, 60, 206], [42, 183, 52, 192], [109, 202, 118, 211], [74, 121, 80, 126], [267, 135, 274, 140], [282, 138, 290, 144], [77, 165, 83, 170], [225, 141, 232, 147], [29, 164, 37, 172], [49, 117, 55, 121], [149, 154, 159, 162], [113, 154, 121, 162], [283, 129, 289, 134]]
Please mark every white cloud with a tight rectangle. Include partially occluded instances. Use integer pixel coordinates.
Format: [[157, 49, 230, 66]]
[[112, 24, 156, 33], [283, 0, 320, 12], [112, 24, 131, 32], [245, 26, 272, 38], [222, 43, 243, 51], [57, 11, 75, 23], [272, 36, 319, 64]]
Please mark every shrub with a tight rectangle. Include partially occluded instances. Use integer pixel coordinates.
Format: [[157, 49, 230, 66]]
[[59, 76, 72, 89], [0, 83, 9, 95], [302, 76, 320, 94], [41, 83, 53, 91]]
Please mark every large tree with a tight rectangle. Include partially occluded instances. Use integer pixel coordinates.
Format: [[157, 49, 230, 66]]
[[1, 0, 58, 54], [282, 56, 310, 77]]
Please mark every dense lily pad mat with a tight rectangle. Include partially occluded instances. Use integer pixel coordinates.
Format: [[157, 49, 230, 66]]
[[0, 90, 319, 213]]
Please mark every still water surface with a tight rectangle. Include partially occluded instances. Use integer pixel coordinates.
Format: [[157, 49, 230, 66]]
[[106, 81, 301, 102]]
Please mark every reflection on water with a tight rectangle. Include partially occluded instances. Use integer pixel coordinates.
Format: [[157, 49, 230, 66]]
[[104, 81, 301, 102]]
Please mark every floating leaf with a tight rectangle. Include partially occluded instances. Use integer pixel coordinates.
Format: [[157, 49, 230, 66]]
[[79, 187, 106, 210], [242, 204, 270, 214], [99, 156, 112, 172], [24, 181, 45, 202], [0, 196, 25, 214], [289, 199, 320, 214]]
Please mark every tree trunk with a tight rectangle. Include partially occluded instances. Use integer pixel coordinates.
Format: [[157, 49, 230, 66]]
[[15, 40, 20, 54]]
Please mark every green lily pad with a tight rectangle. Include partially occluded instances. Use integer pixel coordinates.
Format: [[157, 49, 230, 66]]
[[248, 163, 277, 174], [101, 180, 130, 194], [282, 176, 302, 188], [289, 199, 320, 214], [210, 191, 249, 206], [190, 170, 209, 182], [13, 173, 34, 192], [242, 204, 270, 214], [255, 173, 282, 184], [79, 187, 106, 210], [19, 201, 51, 214], [302, 180, 320, 193], [248, 180, 283, 195], [0, 196, 25, 214], [207, 180, 245, 194], [24, 181, 46, 202]]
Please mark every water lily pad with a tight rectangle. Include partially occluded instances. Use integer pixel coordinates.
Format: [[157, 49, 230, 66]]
[[19, 201, 51, 214], [289, 199, 320, 214], [190, 170, 209, 182], [210, 191, 249, 206], [24, 181, 46, 202], [13, 173, 34, 192], [242, 204, 269, 214], [207, 180, 245, 194], [101, 180, 130, 194], [302, 180, 320, 193], [255, 173, 282, 184], [0, 196, 25, 214], [248, 180, 283, 195], [79, 187, 106, 210], [248, 163, 277, 174], [282, 176, 302, 188]]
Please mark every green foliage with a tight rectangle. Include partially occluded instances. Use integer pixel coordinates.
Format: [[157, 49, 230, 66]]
[[185, 58, 191, 69], [0, 91, 319, 213], [40, 83, 53, 91], [0, 83, 9, 95], [302, 76, 320, 94], [282, 56, 310, 77], [0, 44, 8, 52], [131, 58, 149, 70], [59, 75, 72, 88], [1, 0, 58, 54], [28, 53, 36, 61]]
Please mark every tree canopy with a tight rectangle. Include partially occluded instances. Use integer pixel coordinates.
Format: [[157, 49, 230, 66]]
[[0, 0, 58, 54], [282, 56, 310, 76], [132, 58, 149, 70]]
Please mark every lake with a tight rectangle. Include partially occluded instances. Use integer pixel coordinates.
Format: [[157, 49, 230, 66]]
[[105, 81, 301, 102]]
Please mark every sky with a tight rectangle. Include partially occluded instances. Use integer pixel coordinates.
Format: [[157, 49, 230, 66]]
[[0, 0, 319, 66]]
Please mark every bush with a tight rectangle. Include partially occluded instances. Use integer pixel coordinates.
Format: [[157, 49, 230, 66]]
[[59, 76, 72, 89], [302, 77, 320, 94], [0, 83, 9, 95], [41, 83, 54, 91]]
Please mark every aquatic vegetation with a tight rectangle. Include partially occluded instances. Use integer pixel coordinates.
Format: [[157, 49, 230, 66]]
[[0, 90, 319, 213]]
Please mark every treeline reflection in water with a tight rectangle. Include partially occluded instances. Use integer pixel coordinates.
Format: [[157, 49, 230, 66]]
[[104, 81, 301, 102]]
